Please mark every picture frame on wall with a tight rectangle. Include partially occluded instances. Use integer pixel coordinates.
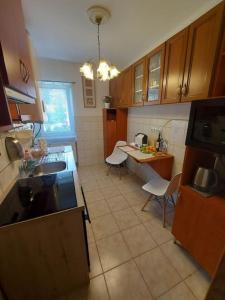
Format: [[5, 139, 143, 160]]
[[82, 76, 96, 108]]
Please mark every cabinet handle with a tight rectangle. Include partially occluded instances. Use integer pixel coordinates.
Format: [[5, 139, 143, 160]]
[[177, 84, 182, 97], [181, 84, 188, 96], [19, 59, 26, 82], [24, 67, 30, 84]]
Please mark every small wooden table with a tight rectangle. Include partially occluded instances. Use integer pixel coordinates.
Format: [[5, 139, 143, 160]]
[[119, 145, 174, 180]]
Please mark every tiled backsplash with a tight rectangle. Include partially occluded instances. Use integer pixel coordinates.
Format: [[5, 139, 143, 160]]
[[0, 130, 32, 203], [76, 116, 104, 166], [127, 104, 190, 181]]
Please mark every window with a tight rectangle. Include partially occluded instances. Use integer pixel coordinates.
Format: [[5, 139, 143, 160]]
[[39, 81, 75, 140]]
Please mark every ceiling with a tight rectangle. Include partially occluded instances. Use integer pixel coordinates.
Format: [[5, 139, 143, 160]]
[[22, 0, 222, 69]]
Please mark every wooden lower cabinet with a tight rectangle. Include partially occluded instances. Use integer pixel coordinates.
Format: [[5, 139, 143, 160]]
[[0, 208, 89, 300], [172, 185, 225, 276]]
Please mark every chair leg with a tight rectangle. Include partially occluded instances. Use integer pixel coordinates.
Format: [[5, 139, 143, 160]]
[[141, 195, 153, 211], [107, 164, 111, 176], [162, 196, 167, 228]]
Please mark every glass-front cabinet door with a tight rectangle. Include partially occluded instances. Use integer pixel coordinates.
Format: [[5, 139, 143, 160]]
[[133, 58, 146, 106], [146, 44, 165, 105]]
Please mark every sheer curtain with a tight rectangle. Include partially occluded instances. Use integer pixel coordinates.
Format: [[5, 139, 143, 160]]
[[38, 81, 76, 142]]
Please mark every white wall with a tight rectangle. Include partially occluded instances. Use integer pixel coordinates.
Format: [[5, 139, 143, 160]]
[[37, 58, 109, 165]]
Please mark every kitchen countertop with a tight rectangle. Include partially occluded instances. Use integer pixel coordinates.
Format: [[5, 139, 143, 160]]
[[0, 145, 85, 228]]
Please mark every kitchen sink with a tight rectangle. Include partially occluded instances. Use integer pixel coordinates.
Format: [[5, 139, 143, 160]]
[[32, 161, 67, 176]]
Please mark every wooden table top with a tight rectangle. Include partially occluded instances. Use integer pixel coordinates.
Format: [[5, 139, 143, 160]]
[[118, 145, 174, 163]]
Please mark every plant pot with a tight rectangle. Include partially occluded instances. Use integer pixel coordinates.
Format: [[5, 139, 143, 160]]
[[104, 103, 110, 109]]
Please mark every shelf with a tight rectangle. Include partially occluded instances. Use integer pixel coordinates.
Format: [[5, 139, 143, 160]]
[[135, 75, 143, 79], [149, 85, 160, 89], [135, 89, 143, 93], [150, 66, 160, 72]]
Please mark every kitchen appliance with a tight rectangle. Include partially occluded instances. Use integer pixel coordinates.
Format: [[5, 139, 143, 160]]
[[0, 171, 77, 227], [193, 167, 219, 193], [186, 98, 225, 154], [134, 133, 148, 148]]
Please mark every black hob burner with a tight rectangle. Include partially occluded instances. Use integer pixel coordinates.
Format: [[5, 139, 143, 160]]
[[0, 171, 77, 227]]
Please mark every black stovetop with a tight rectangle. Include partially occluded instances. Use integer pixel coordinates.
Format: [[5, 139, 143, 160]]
[[0, 171, 77, 227]]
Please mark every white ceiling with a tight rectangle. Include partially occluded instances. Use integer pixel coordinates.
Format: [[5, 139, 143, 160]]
[[22, 0, 222, 69]]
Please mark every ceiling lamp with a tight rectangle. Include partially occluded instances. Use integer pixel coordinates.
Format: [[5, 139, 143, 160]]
[[80, 6, 120, 81]]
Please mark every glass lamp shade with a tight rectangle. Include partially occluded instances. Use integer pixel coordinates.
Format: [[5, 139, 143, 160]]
[[97, 60, 110, 81], [110, 65, 120, 79], [80, 63, 94, 80]]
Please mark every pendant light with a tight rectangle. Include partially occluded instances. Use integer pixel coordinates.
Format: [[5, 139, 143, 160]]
[[80, 6, 120, 81]]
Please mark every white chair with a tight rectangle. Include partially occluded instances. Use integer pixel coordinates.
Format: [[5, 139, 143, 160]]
[[106, 141, 128, 179], [142, 173, 182, 227]]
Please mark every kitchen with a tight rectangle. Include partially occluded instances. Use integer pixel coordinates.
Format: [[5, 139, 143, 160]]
[[0, 0, 225, 299]]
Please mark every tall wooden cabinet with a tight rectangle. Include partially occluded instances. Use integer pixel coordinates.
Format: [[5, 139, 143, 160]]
[[0, 0, 36, 101], [103, 109, 128, 158]]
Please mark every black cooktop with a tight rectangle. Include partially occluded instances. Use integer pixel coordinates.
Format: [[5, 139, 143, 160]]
[[0, 171, 77, 227]]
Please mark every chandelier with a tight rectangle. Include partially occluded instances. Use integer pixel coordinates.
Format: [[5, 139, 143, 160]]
[[80, 6, 120, 81]]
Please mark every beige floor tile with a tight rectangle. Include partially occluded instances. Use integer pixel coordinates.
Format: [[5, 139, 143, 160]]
[[106, 195, 129, 212], [185, 269, 211, 300], [88, 200, 110, 219], [122, 224, 157, 257], [135, 247, 181, 298], [96, 233, 131, 271], [84, 190, 105, 204], [101, 187, 121, 199], [160, 240, 198, 279], [89, 243, 103, 278], [67, 275, 109, 300], [92, 214, 119, 240], [86, 222, 95, 244], [105, 260, 152, 300], [118, 184, 140, 194], [122, 190, 148, 207], [132, 202, 160, 223], [82, 181, 100, 192], [144, 218, 173, 245], [113, 208, 140, 230], [158, 282, 196, 300]]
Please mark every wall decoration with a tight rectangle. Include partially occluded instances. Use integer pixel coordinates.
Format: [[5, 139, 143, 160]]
[[82, 76, 96, 108]]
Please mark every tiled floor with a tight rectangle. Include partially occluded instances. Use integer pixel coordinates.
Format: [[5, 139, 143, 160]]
[[70, 164, 211, 300]]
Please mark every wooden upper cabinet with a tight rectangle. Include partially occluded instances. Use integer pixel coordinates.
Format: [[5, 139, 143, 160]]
[[162, 29, 188, 104], [0, 0, 36, 100], [181, 2, 224, 102], [120, 66, 133, 107], [145, 44, 165, 105], [132, 57, 146, 106]]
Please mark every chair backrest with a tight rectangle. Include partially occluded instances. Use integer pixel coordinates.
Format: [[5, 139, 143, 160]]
[[166, 173, 182, 197], [112, 141, 127, 155]]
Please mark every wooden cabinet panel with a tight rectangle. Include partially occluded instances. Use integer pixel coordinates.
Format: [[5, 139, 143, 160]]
[[173, 185, 225, 276], [0, 0, 36, 100], [181, 3, 224, 102], [162, 29, 188, 104], [120, 67, 133, 107], [145, 44, 165, 105], [0, 75, 12, 132], [132, 57, 147, 106]]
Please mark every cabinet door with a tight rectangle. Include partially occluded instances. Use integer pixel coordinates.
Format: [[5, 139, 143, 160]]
[[162, 29, 188, 104], [145, 44, 165, 105], [120, 67, 133, 107], [132, 58, 146, 106], [181, 3, 224, 102], [110, 77, 120, 107], [14, 0, 36, 99], [0, 0, 36, 100]]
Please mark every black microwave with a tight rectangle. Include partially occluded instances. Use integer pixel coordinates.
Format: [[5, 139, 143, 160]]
[[186, 98, 225, 154]]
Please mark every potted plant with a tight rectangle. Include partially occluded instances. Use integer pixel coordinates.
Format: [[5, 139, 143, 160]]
[[103, 96, 112, 109]]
